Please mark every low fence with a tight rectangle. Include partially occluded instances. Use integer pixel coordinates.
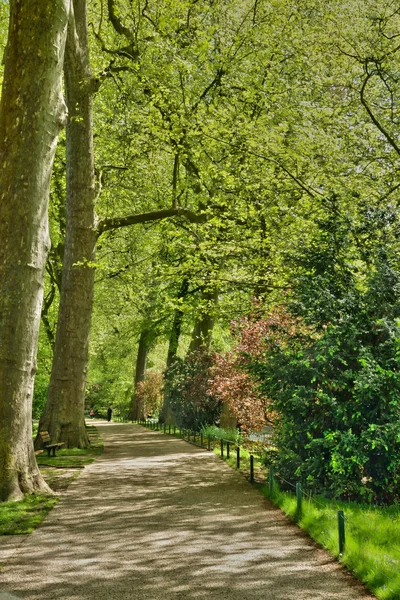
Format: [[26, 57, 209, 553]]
[[135, 417, 399, 598], [136, 420, 346, 545]]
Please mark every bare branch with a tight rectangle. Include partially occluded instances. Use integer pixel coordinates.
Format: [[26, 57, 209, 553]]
[[360, 68, 400, 158]]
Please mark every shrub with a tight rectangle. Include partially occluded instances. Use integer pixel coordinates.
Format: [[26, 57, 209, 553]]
[[135, 372, 164, 417], [209, 310, 281, 433], [201, 424, 243, 444], [250, 259, 400, 503], [164, 350, 222, 431]]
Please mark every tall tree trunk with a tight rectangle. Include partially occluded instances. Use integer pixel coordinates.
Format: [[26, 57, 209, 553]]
[[131, 330, 150, 421], [38, 0, 95, 448], [188, 288, 219, 353], [166, 278, 189, 368], [160, 278, 189, 424], [0, 0, 70, 502]]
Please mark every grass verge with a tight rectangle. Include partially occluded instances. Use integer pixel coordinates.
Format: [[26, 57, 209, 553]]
[[263, 484, 400, 600], [0, 495, 59, 536], [0, 424, 104, 536]]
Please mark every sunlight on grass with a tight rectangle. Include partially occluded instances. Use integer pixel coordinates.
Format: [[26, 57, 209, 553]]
[[36, 446, 103, 468], [263, 484, 400, 600], [0, 495, 59, 535], [0, 425, 105, 537]]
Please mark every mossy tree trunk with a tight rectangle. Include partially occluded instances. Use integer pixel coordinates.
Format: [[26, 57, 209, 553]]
[[0, 0, 70, 501], [188, 288, 219, 353], [37, 0, 95, 448], [131, 330, 150, 421]]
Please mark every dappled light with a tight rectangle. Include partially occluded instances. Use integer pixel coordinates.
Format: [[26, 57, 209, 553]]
[[1, 424, 373, 600]]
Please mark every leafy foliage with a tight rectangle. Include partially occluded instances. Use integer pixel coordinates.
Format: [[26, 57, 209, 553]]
[[135, 372, 164, 417], [252, 250, 400, 503], [164, 351, 222, 431], [209, 310, 277, 433]]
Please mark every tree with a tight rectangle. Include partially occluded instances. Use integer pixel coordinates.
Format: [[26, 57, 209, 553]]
[[37, 0, 96, 448], [0, 0, 70, 501], [210, 311, 276, 434], [42, 0, 400, 450]]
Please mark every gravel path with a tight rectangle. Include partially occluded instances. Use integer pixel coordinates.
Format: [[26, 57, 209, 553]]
[[0, 422, 375, 600]]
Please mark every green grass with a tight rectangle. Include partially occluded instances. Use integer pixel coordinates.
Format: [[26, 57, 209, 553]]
[[0, 494, 59, 535], [36, 444, 103, 468], [201, 424, 243, 444], [263, 483, 400, 600], [0, 425, 104, 537]]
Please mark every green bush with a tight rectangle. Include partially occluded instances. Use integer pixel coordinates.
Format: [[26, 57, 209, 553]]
[[164, 351, 222, 431], [260, 446, 279, 468], [252, 255, 400, 503]]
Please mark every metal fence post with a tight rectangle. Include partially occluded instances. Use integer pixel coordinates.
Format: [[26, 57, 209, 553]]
[[236, 445, 240, 469], [269, 466, 274, 494], [338, 510, 345, 555], [250, 455, 254, 483], [227, 441, 230, 459], [296, 483, 302, 516]]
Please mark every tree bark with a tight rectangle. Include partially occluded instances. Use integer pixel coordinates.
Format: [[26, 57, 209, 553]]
[[38, 0, 95, 448], [166, 278, 190, 368], [0, 0, 70, 501], [160, 278, 190, 424], [188, 288, 219, 353], [131, 330, 150, 421]]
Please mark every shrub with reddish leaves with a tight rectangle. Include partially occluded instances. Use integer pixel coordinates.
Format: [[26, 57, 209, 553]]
[[209, 308, 294, 433], [164, 350, 222, 430], [135, 372, 164, 417]]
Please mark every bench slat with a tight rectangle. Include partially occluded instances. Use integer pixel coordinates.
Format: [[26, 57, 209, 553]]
[[38, 432, 64, 456]]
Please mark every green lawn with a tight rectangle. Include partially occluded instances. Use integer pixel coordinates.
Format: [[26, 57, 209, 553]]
[[0, 425, 103, 536], [263, 483, 400, 600], [0, 494, 59, 535]]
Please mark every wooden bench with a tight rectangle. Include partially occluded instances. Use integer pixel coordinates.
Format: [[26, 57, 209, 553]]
[[39, 431, 65, 457]]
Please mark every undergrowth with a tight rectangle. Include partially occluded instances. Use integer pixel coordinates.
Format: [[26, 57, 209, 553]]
[[201, 424, 243, 444]]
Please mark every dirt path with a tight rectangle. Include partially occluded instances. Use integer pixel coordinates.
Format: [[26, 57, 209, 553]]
[[0, 423, 375, 600]]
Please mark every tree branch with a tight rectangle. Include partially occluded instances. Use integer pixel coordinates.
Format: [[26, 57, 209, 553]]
[[360, 67, 400, 158], [96, 207, 207, 238], [108, 0, 135, 41]]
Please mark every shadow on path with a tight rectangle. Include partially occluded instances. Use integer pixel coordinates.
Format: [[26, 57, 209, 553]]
[[0, 423, 375, 599]]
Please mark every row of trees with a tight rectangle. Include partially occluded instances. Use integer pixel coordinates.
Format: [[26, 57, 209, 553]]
[[164, 203, 400, 503], [1, 0, 400, 502]]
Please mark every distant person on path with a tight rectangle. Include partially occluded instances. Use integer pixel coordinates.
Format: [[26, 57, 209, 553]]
[[107, 407, 112, 422], [89, 408, 94, 419]]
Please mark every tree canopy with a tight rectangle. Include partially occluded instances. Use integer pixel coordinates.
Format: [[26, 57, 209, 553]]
[[1, 0, 400, 503]]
